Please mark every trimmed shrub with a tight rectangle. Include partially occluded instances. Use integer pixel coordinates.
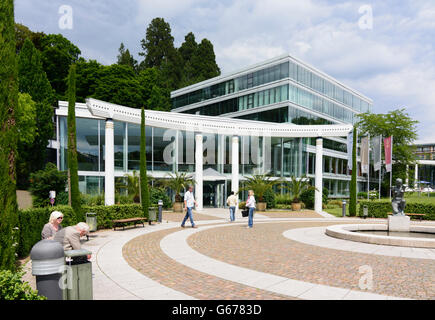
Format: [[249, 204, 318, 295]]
[[263, 188, 276, 209], [275, 194, 292, 205], [300, 187, 329, 209], [358, 200, 435, 220], [239, 201, 246, 209], [357, 192, 368, 199], [0, 269, 46, 300]]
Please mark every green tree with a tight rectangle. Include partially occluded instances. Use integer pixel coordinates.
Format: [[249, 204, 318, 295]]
[[117, 43, 138, 72], [190, 38, 220, 82], [178, 32, 198, 87], [164, 172, 195, 203], [16, 93, 37, 188], [75, 58, 103, 102], [281, 175, 316, 203], [67, 64, 82, 220], [140, 107, 149, 219], [40, 34, 81, 99], [18, 38, 55, 177], [140, 17, 176, 69], [93, 64, 142, 108], [240, 174, 280, 202], [0, 0, 19, 271], [29, 163, 67, 207], [356, 109, 418, 196], [349, 127, 357, 216], [139, 18, 182, 89], [138, 67, 171, 111], [14, 23, 45, 53]]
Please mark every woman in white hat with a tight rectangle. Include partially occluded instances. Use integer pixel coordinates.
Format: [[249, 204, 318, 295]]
[[41, 211, 64, 240]]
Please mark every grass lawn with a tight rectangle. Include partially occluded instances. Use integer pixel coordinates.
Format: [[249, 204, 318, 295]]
[[324, 204, 361, 218]]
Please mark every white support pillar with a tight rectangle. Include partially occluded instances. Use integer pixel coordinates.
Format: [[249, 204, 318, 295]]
[[195, 134, 203, 211], [405, 164, 409, 186], [315, 138, 323, 214], [105, 119, 115, 206], [415, 163, 419, 189], [232, 136, 239, 194]]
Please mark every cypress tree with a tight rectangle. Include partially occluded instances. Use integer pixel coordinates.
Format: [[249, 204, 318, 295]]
[[67, 64, 82, 221], [140, 107, 149, 219], [0, 0, 19, 270], [349, 126, 358, 216]]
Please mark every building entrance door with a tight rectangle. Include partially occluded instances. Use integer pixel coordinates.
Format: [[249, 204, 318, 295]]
[[203, 182, 217, 207]]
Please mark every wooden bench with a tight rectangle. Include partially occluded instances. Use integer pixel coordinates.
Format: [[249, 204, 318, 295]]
[[112, 217, 148, 230], [387, 213, 425, 221]]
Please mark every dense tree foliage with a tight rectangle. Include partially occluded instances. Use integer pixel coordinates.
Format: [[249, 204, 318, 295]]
[[29, 163, 67, 208], [0, 0, 19, 271], [117, 43, 138, 72], [40, 34, 81, 99], [356, 109, 418, 196], [17, 38, 55, 187]]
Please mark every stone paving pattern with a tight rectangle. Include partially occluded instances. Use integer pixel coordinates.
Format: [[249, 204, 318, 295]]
[[122, 226, 296, 300], [187, 221, 435, 299], [260, 210, 323, 218], [162, 211, 218, 222]]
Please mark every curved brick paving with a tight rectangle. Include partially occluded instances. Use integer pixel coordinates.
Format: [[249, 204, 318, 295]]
[[122, 226, 295, 300], [187, 221, 435, 299]]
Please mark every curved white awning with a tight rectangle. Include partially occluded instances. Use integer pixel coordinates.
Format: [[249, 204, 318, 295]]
[[86, 98, 352, 138]]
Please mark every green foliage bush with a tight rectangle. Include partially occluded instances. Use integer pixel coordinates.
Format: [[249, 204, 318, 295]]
[[150, 187, 172, 208], [358, 200, 435, 220], [300, 187, 329, 209], [0, 269, 46, 300], [263, 188, 276, 209], [238, 201, 246, 209], [29, 163, 67, 207], [275, 194, 292, 205], [357, 192, 367, 199]]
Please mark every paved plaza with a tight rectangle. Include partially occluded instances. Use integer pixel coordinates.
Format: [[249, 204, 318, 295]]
[[24, 209, 435, 300]]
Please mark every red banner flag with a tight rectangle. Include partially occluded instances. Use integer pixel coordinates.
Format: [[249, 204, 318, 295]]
[[384, 136, 393, 172]]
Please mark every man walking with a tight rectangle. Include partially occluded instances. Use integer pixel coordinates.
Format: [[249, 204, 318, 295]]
[[226, 191, 238, 222], [181, 185, 198, 228]]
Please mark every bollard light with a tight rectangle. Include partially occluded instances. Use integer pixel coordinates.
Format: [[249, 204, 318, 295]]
[[363, 205, 368, 219], [158, 200, 163, 223]]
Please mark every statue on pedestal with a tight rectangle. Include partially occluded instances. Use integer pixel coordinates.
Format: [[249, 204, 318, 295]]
[[391, 178, 406, 216]]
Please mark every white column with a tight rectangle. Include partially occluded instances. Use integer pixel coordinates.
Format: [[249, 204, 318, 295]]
[[231, 136, 239, 194], [105, 119, 115, 206], [195, 134, 203, 211], [415, 164, 419, 189], [315, 138, 323, 214], [405, 164, 409, 186]]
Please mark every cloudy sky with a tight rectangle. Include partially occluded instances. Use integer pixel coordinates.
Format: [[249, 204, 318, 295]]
[[15, 0, 435, 143]]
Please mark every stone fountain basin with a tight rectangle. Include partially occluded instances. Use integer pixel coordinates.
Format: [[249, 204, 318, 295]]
[[325, 224, 435, 248]]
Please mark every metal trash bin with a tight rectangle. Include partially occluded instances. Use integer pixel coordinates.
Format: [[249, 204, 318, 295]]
[[148, 207, 157, 224], [30, 240, 65, 300], [63, 249, 93, 300], [86, 212, 97, 232]]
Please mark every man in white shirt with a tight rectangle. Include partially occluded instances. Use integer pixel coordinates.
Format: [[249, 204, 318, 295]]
[[181, 185, 198, 228]]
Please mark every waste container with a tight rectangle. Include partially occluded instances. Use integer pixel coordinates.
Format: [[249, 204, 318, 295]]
[[148, 207, 157, 224], [63, 249, 93, 300], [86, 212, 97, 232], [30, 240, 65, 300]]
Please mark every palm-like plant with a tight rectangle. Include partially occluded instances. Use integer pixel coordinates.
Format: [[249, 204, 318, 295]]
[[240, 174, 280, 202], [163, 172, 195, 202], [116, 170, 152, 203], [281, 175, 317, 203]]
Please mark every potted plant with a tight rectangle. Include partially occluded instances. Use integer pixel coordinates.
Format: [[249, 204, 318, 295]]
[[163, 172, 195, 212], [281, 175, 317, 211], [240, 174, 279, 211]]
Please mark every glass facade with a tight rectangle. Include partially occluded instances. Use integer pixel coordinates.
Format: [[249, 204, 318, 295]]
[[172, 57, 372, 117]]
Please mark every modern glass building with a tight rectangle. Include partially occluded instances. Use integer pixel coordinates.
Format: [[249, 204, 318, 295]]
[[53, 54, 375, 211], [171, 54, 375, 198], [414, 143, 435, 187]]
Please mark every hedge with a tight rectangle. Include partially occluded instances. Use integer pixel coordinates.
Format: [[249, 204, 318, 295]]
[[17, 204, 143, 258], [358, 200, 435, 220]]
